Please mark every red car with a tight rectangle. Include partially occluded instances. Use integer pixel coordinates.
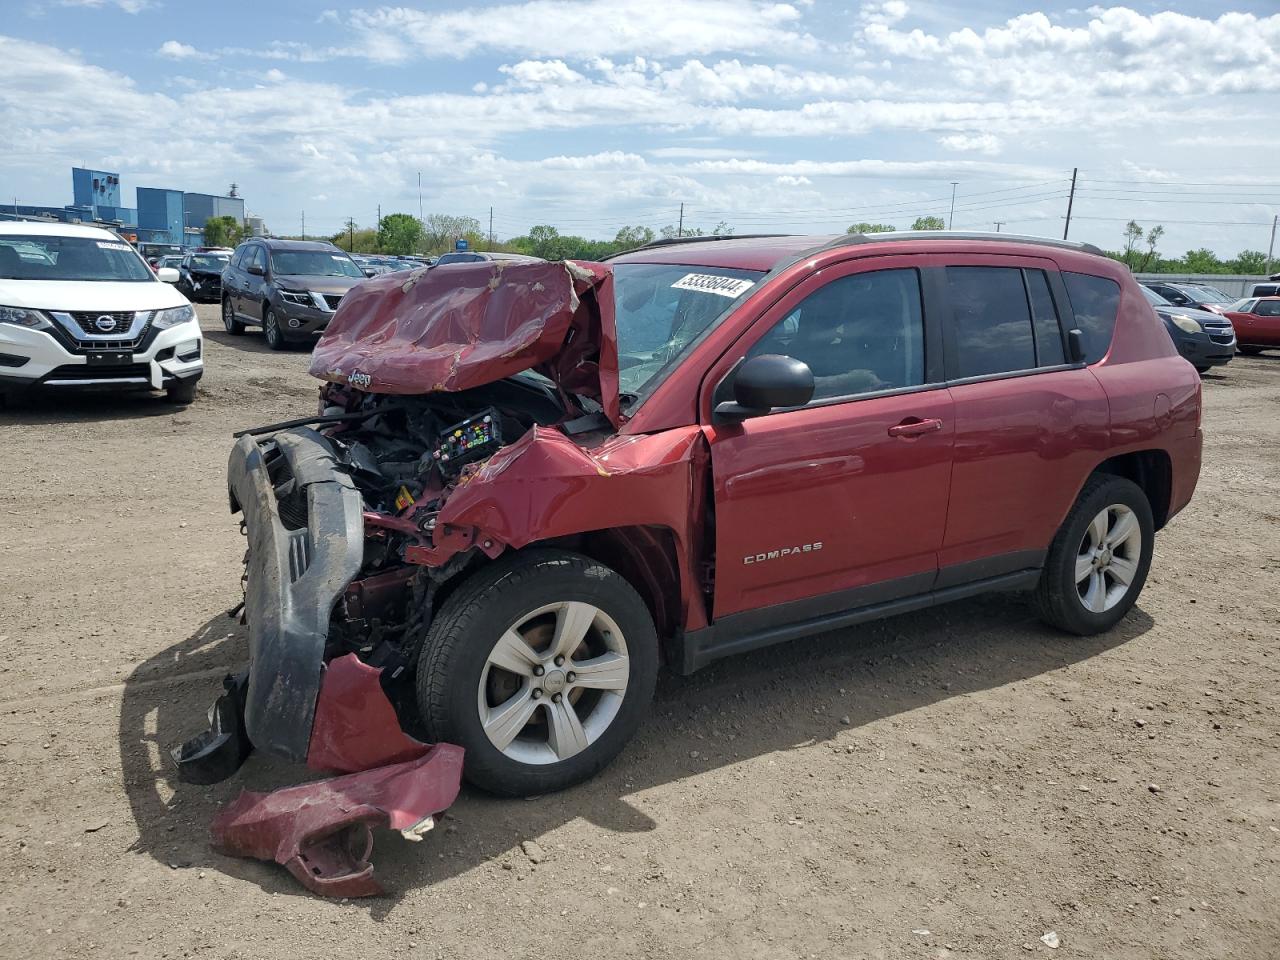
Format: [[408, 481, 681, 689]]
[[175, 232, 1203, 798], [1223, 296, 1280, 354]]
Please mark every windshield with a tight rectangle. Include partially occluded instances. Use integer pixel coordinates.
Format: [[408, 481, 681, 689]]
[[1141, 286, 1172, 306], [1183, 284, 1233, 303], [612, 262, 765, 398], [270, 250, 364, 278], [190, 255, 228, 270], [0, 234, 152, 282]]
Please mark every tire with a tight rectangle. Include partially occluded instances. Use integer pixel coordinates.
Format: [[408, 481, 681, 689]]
[[165, 377, 198, 405], [263, 306, 287, 351], [1238, 345, 1263, 356], [222, 298, 245, 335], [1194, 365, 1211, 374], [416, 549, 659, 797], [1034, 474, 1154, 635]]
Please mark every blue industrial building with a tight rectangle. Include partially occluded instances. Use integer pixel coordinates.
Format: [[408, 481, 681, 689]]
[[137, 187, 187, 246], [3, 167, 249, 249]]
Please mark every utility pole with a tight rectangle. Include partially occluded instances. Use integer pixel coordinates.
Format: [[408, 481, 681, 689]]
[[345, 217, 355, 251], [677, 202, 684, 238], [994, 221, 1005, 233], [489, 207, 494, 247], [948, 182, 958, 229], [1063, 167, 1078, 240], [301, 210, 305, 240], [376, 204, 381, 253], [1266, 214, 1278, 277], [417, 172, 423, 223]]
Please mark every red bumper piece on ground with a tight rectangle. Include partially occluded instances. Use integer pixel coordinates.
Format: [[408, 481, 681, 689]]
[[306, 653, 435, 774], [210, 655, 464, 897]]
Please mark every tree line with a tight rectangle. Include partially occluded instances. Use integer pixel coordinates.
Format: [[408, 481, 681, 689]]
[[320, 213, 737, 259], [1102, 220, 1270, 275], [270, 210, 1274, 276]]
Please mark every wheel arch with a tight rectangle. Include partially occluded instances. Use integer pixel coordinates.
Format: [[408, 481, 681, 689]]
[[422, 526, 685, 660], [1091, 448, 1173, 530]]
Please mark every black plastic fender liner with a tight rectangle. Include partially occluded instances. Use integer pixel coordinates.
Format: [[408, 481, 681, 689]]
[[227, 427, 365, 763]]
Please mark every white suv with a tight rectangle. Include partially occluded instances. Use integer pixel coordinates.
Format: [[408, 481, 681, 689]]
[[0, 221, 203, 404]]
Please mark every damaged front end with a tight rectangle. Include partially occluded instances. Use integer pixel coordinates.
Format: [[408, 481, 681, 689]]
[[173, 260, 623, 784]]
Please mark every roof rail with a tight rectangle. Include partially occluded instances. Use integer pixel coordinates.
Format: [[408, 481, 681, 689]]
[[833, 230, 1105, 257], [603, 233, 793, 261]]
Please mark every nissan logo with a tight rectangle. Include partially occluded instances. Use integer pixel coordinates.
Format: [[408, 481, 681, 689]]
[[94, 315, 116, 332]]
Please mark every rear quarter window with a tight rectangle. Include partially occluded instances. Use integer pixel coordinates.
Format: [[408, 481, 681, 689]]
[[1062, 272, 1121, 363]]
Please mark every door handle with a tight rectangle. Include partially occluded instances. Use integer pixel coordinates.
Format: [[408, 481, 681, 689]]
[[888, 417, 943, 438]]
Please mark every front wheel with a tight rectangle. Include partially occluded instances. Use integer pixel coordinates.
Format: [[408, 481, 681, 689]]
[[1238, 345, 1263, 356], [1194, 365, 1211, 374], [416, 549, 659, 796], [1034, 474, 1154, 635], [165, 377, 198, 405], [263, 307, 286, 351]]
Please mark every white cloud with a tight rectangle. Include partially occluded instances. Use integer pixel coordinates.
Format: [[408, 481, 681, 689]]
[[939, 132, 1001, 155], [858, 1, 908, 26], [775, 174, 811, 185], [862, 7, 1280, 98], [344, 0, 817, 61], [57, 0, 152, 12], [499, 60, 586, 87], [157, 40, 217, 61]]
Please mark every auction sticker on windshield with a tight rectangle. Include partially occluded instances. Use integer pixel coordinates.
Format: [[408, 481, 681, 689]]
[[671, 273, 755, 298], [96, 241, 131, 251]]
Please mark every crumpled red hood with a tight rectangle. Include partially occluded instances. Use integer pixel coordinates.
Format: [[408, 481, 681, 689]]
[[309, 259, 620, 425]]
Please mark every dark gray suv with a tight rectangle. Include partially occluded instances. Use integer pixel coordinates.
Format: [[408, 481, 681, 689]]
[[221, 239, 365, 350]]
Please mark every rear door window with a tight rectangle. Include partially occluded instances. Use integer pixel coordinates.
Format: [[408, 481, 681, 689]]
[[945, 266, 1036, 378], [1257, 300, 1280, 317], [1025, 269, 1066, 366], [1062, 272, 1122, 363]]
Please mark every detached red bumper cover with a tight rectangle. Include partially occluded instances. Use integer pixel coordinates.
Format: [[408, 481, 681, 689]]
[[211, 744, 463, 898], [210, 655, 464, 898]]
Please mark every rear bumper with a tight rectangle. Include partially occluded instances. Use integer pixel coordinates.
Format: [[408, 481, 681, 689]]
[[1167, 429, 1203, 523], [224, 428, 364, 763]]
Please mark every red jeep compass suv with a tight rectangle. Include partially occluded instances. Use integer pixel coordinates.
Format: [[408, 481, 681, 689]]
[[175, 232, 1202, 797]]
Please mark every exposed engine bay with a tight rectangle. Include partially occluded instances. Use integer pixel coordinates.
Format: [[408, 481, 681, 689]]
[[282, 375, 578, 684]]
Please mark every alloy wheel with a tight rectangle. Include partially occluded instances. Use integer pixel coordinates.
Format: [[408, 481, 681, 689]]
[[1074, 504, 1142, 613], [264, 310, 282, 348], [476, 601, 630, 765], [222, 299, 235, 331]]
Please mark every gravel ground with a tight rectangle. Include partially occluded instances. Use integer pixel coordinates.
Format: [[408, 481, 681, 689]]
[[0, 303, 1277, 959]]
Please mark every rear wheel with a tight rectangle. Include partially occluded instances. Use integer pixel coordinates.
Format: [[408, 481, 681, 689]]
[[416, 549, 659, 797], [222, 298, 244, 335], [263, 307, 287, 351], [1034, 474, 1154, 635]]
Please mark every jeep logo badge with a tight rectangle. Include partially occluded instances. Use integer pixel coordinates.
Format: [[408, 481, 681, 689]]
[[94, 315, 116, 332]]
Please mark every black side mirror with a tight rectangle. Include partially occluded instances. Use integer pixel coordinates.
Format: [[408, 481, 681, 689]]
[[363, 268, 377, 278], [714, 354, 815, 422], [1066, 328, 1088, 363], [246, 263, 265, 277]]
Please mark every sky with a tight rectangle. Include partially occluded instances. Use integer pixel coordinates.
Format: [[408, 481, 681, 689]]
[[1, 0, 1278, 257]]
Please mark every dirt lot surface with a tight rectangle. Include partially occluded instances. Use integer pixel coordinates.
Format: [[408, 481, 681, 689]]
[[1, 304, 1277, 959]]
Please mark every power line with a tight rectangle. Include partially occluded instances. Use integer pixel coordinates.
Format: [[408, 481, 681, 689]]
[[1079, 178, 1280, 189], [1069, 215, 1276, 226]]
